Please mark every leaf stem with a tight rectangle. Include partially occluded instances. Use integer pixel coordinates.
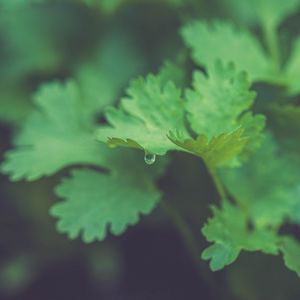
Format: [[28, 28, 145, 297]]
[[160, 198, 239, 299], [263, 22, 281, 74], [206, 165, 228, 203], [160, 200, 217, 292], [206, 164, 249, 214], [160, 200, 200, 263]]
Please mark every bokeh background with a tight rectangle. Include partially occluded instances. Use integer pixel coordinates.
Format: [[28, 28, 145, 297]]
[[1, 1, 300, 299]]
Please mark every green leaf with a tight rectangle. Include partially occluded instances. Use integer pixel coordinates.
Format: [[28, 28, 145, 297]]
[[1, 81, 107, 181], [253, 0, 300, 30], [169, 129, 246, 168], [186, 62, 256, 137], [202, 243, 240, 272], [224, 0, 300, 29], [98, 62, 264, 166], [49, 146, 167, 242], [284, 36, 300, 95], [158, 61, 187, 88], [202, 203, 300, 277], [51, 150, 163, 242], [75, 31, 145, 120], [1, 29, 145, 180], [170, 62, 265, 167], [181, 21, 272, 82], [279, 237, 300, 277], [237, 112, 266, 161], [202, 202, 279, 271], [5, 77, 168, 241], [0, 7, 61, 81], [220, 0, 259, 26], [221, 134, 300, 227], [97, 74, 189, 155]]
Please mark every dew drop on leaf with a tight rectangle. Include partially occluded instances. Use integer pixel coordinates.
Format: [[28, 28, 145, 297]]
[[144, 152, 156, 165]]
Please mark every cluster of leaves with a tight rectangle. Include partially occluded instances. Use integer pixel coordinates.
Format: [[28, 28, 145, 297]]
[[2, 0, 300, 280], [180, 0, 300, 275]]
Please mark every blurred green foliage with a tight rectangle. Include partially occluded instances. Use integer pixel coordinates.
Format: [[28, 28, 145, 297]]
[[1, 1, 300, 300]]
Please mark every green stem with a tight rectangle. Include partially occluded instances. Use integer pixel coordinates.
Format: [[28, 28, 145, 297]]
[[160, 200, 217, 292], [160, 199, 240, 299], [263, 22, 280, 73], [160, 200, 200, 264], [206, 164, 249, 215], [206, 165, 228, 203]]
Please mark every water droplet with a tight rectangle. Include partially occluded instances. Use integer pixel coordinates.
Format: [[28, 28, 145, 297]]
[[144, 152, 156, 165]]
